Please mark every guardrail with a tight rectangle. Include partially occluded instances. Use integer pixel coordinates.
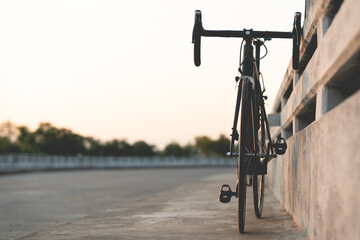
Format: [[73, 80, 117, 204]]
[[0, 154, 235, 174], [267, 0, 360, 239]]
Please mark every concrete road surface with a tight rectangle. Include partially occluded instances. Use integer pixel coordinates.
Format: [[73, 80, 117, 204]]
[[0, 168, 229, 239], [1, 168, 304, 239]]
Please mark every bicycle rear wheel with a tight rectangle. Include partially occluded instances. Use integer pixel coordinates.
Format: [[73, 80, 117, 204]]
[[253, 174, 265, 218], [253, 108, 266, 218], [237, 78, 254, 233]]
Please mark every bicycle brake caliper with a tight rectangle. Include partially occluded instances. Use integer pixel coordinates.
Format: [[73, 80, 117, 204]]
[[231, 128, 239, 141]]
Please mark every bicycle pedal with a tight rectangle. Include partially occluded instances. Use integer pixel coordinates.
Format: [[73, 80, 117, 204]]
[[219, 184, 237, 203], [274, 137, 287, 155]]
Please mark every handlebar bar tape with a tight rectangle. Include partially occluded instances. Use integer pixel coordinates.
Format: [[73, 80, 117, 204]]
[[192, 10, 202, 66]]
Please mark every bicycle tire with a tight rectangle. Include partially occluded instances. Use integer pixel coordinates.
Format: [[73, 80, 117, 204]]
[[237, 78, 253, 233], [253, 174, 265, 218], [253, 109, 266, 218]]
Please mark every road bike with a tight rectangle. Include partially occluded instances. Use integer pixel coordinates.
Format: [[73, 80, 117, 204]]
[[192, 10, 301, 233]]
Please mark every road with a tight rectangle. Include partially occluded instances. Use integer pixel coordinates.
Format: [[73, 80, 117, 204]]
[[0, 168, 230, 240]]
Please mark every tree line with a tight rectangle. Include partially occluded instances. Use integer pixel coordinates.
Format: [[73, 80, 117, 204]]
[[0, 121, 230, 157]]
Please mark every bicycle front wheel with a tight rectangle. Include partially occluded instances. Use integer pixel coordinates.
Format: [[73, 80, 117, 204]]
[[237, 78, 254, 233]]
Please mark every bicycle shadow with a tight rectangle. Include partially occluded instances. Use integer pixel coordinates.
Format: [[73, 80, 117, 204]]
[[241, 188, 306, 239]]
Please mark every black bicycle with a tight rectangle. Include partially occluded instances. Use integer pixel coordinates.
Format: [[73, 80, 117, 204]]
[[192, 10, 301, 233]]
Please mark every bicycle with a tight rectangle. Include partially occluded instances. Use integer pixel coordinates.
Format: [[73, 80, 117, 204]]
[[191, 10, 301, 233]]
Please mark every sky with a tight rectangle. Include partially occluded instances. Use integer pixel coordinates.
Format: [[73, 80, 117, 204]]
[[0, 0, 304, 148]]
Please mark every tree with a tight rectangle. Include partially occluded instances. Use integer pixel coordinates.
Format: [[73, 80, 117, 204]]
[[0, 121, 19, 142], [102, 139, 133, 156], [0, 121, 21, 153], [163, 142, 183, 157], [0, 121, 231, 157], [212, 134, 230, 156], [83, 137, 102, 156], [194, 134, 230, 157], [182, 144, 197, 157], [0, 137, 21, 153], [132, 141, 155, 156], [118, 140, 133, 156], [32, 122, 86, 155], [195, 136, 213, 156], [16, 126, 36, 153]]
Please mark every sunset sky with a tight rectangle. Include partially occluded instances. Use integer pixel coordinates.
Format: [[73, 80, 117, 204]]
[[0, 0, 304, 148]]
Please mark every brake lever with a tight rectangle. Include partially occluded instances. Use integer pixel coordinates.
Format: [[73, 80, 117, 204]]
[[192, 10, 203, 67], [293, 12, 302, 46]]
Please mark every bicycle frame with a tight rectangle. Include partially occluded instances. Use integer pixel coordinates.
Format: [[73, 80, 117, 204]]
[[229, 35, 275, 175], [193, 12, 299, 168]]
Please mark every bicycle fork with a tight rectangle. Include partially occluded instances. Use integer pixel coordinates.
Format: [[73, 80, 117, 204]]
[[230, 39, 254, 157], [229, 80, 242, 157]]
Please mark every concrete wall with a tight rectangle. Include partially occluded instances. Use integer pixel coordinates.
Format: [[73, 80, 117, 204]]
[[0, 154, 234, 174], [267, 0, 360, 239]]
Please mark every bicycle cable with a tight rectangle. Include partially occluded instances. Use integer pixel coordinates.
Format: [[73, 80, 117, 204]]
[[259, 72, 266, 93], [237, 38, 268, 76], [238, 39, 246, 75], [254, 38, 268, 61]]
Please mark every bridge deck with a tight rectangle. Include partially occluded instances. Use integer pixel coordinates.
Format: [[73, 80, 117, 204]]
[[19, 171, 303, 240]]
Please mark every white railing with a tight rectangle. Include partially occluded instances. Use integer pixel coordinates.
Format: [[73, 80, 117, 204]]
[[0, 154, 235, 173]]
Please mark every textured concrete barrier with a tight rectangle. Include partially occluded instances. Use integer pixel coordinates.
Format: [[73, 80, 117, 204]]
[[0, 154, 235, 174], [267, 0, 360, 239]]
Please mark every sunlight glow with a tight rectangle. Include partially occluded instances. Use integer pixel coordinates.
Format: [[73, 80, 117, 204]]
[[0, 0, 304, 148]]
